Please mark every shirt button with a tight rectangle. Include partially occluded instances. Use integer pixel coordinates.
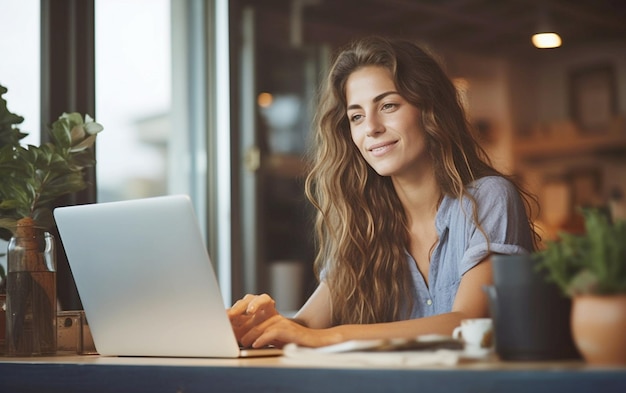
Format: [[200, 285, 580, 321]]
[[426, 299, 433, 306]]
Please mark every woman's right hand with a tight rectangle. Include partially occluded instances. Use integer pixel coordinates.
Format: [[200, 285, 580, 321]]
[[227, 293, 280, 346], [227, 284, 338, 348]]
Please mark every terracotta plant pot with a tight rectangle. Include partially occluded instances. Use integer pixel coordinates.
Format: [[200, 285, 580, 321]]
[[571, 294, 626, 365]]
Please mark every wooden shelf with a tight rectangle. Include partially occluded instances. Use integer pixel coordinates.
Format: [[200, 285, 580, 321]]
[[514, 132, 626, 163]]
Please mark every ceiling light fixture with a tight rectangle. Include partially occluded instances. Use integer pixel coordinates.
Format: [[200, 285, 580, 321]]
[[532, 9, 562, 49], [532, 32, 562, 49]]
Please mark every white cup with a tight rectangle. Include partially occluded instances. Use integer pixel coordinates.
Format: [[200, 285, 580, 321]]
[[452, 318, 493, 349]]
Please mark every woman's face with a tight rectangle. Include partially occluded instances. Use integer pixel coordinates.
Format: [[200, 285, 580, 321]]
[[345, 66, 429, 180]]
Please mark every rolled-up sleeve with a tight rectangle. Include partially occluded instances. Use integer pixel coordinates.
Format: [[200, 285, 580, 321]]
[[458, 176, 534, 275]]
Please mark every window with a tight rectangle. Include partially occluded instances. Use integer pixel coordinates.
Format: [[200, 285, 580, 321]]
[[95, 0, 172, 202], [0, 0, 40, 146]]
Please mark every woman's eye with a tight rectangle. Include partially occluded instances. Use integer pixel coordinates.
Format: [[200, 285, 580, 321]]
[[350, 114, 363, 122], [382, 103, 396, 111]]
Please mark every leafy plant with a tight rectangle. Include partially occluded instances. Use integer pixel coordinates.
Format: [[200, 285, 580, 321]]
[[536, 208, 626, 296], [0, 84, 103, 235]]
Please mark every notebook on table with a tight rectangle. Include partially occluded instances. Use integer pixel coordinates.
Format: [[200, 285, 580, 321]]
[[54, 194, 282, 358]]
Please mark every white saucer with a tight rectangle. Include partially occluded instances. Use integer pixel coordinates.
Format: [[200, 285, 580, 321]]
[[461, 345, 492, 359]]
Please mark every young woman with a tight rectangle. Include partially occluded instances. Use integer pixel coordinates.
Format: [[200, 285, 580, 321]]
[[228, 36, 537, 349]]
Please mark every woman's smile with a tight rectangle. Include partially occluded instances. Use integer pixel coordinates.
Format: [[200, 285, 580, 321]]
[[368, 140, 399, 156]]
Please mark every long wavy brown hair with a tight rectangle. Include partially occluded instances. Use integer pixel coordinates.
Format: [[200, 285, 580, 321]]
[[304, 36, 538, 326]]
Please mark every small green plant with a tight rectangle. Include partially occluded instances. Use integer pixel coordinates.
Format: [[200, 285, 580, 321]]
[[0, 84, 103, 235], [536, 208, 626, 296]]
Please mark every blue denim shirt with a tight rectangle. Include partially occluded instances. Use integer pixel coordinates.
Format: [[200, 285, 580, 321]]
[[408, 176, 534, 318]]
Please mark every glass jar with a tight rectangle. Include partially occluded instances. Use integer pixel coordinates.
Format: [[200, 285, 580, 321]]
[[5, 218, 57, 356]]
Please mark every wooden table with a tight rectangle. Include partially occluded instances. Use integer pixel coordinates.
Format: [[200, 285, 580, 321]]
[[1, 354, 625, 393]]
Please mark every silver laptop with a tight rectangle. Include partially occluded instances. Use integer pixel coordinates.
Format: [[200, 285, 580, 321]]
[[54, 194, 282, 358]]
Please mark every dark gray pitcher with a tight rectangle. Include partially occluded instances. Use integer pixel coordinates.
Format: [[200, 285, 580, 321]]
[[486, 254, 580, 361]]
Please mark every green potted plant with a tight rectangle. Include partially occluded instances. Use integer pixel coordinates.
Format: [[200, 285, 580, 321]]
[[0, 84, 103, 355], [0, 85, 103, 235], [535, 208, 626, 365]]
